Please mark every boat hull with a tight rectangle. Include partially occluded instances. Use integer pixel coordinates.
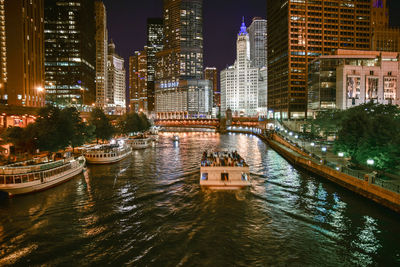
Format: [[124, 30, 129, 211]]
[[85, 150, 132, 164], [0, 160, 85, 197]]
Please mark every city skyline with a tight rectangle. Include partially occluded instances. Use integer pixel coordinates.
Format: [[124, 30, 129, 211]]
[[103, 0, 400, 73]]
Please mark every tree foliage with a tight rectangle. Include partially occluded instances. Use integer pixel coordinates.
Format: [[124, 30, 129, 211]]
[[89, 108, 115, 142], [334, 103, 400, 171], [117, 112, 151, 135], [1, 105, 95, 155]]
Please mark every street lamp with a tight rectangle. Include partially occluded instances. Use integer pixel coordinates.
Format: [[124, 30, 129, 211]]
[[36, 86, 44, 93], [338, 152, 344, 157], [367, 159, 374, 166]]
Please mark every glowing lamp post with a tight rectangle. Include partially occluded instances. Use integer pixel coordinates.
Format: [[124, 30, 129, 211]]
[[367, 159, 375, 166]]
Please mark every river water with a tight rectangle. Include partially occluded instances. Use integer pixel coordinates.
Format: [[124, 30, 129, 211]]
[[0, 133, 399, 266]]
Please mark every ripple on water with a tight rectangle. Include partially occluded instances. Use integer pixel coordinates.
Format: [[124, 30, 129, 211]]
[[0, 133, 399, 266]]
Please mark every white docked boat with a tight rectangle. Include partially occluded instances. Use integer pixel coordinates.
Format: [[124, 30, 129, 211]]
[[126, 136, 152, 149], [0, 155, 86, 197], [200, 151, 251, 190], [83, 140, 132, 164]]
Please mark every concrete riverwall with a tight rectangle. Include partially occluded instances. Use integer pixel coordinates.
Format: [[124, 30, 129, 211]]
[[228, 129, 400, 213]]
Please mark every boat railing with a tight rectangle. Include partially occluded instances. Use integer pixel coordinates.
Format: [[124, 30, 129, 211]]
[[0, 157, 84, 185], [0, 159, 67, 175]]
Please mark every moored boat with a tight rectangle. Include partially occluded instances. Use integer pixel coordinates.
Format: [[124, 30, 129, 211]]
[[83, 139, 132, 164], [126, 135, 153, 149], [0, 155, 86, 197], [200, 151, 251, 190]]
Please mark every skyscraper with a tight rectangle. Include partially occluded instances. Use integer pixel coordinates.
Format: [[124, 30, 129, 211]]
[[146, 18, 163, 113], [5, 0, 45, 107], [221, 20, 266, 117], [129, 50, 148, 113], [248, 17, 267, 68], [371, 0, 400, 52], [155, 0, 212, 119], [107, 41, 126, 115], [95, 1, 108, 108], [267, 0, 371, 119], [204, 67, 220, 109], [44, 0, 96, 108], [0, 0, 6, 103]]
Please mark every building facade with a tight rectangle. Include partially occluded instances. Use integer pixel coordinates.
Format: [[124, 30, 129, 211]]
[[95, 1, 108, 108], [221, 20, 265, 117], [204, 67, 220, 116], [155, 0, 211, 119], [129, 50, 148, 113], [44, 0, 96, 108], [5, 0, 45, 107], [308, 50, 399, 115], [146, 18, 163, 114], [248, 17, 267, 68], [107, 41, 126, 115], [267, 0, 372, 119]]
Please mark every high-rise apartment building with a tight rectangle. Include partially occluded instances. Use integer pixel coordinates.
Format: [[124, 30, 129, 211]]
[[129, 50, 148, 113], [155, 0, 212, 119], [371, 0, 400, 52], [267, 0, 371, 119], [5, 0, 45, 107], [95, 1, 108, 108], [0, 0, 6, 103], [204, 67, 220, 109], [44, 0, 96, 108], [248, 17, 267, 68], [107, 41, 126, 115], [146, 18, 163, 113], [221, 20, 267, 117]]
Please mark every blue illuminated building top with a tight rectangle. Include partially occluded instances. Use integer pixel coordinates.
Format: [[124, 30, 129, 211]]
[[239, 17, 247, 35], [373, 0, 383, 8]]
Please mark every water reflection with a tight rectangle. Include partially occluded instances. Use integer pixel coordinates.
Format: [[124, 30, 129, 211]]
[[0, 133, 398, 265]]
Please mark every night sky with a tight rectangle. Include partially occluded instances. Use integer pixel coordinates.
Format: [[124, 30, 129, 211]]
[[102, 0, 400, 74]]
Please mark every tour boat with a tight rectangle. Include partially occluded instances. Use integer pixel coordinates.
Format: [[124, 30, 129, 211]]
[[200, 151, 251, 190], [126, 135, 153, 149], [0, 155, 86, 197], [83, 139, 132, 164]]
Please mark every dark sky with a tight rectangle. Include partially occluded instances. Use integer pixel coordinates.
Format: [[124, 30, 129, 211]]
[[103, 0, 400, 73]]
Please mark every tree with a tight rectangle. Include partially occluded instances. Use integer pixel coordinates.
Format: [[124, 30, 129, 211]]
[[62, 107, 94, 151], [310, 109, 343, 139], [334, 103, 400, 171], [89, 108, 115, 142], [117, 112, 151, 135], [35, 105, 70, 153], [138, 112, 151, 132], [1, 124, 37, 154]]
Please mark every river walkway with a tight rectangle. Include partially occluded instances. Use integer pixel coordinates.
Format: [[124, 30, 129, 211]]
[[228, 129, 400, 213]]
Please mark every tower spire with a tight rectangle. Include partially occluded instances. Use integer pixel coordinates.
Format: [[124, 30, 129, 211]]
[[239, 17, 247, 35]]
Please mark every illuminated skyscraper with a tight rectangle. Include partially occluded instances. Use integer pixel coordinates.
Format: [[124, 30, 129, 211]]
[[5, 0, 45, 107], [204, 67, 220, 109], [371, 0, 400, 52], [0, 0, 6, 103], [221, 20, 267, 117], [129, 50, 148, 113], [146, 18, 163, 113], [95, 1, 108, 108], [248, 17, 267, 68], [44, 0, 96, 108], [107, 41, 126, 115], [155, 0, 212, 119], [267, 0, 371, 119]]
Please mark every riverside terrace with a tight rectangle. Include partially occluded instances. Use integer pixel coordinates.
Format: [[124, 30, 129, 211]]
[[201, 151, 248, 167]]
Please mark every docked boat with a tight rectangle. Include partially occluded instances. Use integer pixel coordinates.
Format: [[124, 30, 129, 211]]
[[126, 135, 153, 149], [200, 151, 251, 190], [0, 155, 86, 197], [83, 139, 132, 164]]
